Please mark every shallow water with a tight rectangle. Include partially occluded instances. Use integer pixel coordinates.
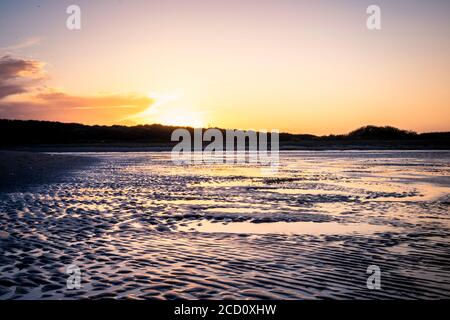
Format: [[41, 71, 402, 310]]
[[0, 150, 449, 299], [178, 220, 395, 235]]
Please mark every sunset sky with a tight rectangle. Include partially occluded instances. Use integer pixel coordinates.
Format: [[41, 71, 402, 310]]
[[0, 0, 449, 134]]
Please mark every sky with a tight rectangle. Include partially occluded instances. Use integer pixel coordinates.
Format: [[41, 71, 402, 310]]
[[0, 0, 449, 134]]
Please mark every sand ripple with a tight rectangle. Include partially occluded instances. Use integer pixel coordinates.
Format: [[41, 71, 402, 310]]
[[0, 151, 449, 299]]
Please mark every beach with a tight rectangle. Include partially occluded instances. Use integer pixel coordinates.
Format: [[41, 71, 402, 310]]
[[0, 150, 449, 299], [0, 151, 96, 192]]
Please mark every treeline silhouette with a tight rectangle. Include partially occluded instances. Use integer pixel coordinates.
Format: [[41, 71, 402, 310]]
[[0, 120, 449, 149]]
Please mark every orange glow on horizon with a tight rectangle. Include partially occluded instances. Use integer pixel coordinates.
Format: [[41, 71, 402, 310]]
[[0, 1, 449, 135]]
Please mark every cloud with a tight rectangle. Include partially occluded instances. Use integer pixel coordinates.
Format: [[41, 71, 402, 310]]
[[0, 93, 152, 124], [34, 91, 152, 110], [0, 91, 153, 124], [0, 55, 43, 79], [0, 37, 43, 53], [0, 55, 153, 124], [0, 55, 45, 99], [0, 83, 27, 99]]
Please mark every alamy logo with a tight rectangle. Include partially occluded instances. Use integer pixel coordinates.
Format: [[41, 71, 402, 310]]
[[66, 264, 82, 289], [66, 5, 81, 30], [366, 265, 381, 290], [171, 128, 279, 172], [366, 5, 381, 30]]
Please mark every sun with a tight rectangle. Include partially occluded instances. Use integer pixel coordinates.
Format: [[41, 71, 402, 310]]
[[156, 108, 206, 128], [126, 91, 207, 128]]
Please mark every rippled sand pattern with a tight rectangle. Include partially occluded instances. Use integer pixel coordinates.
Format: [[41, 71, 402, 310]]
[[1, 151, 450, 299]]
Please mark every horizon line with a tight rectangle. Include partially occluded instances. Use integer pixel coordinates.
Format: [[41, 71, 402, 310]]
[[1, 118, 449, 137]]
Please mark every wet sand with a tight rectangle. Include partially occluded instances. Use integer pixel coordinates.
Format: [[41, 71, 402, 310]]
[[0, 151, 96, 192], [0, 151, 449, 299]]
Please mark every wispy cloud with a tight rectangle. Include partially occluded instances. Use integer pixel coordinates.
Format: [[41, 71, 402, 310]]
[[34, 91, 152, 109], [0, 37, 43, 54]]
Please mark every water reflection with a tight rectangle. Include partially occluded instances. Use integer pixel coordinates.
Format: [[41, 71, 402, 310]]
[[178, 220, 395, 235]]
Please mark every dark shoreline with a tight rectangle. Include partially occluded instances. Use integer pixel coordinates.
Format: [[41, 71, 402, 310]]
[[2, 142, 449, 153], [1, 119, 449, 152], [0, 151, 98, 192]]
